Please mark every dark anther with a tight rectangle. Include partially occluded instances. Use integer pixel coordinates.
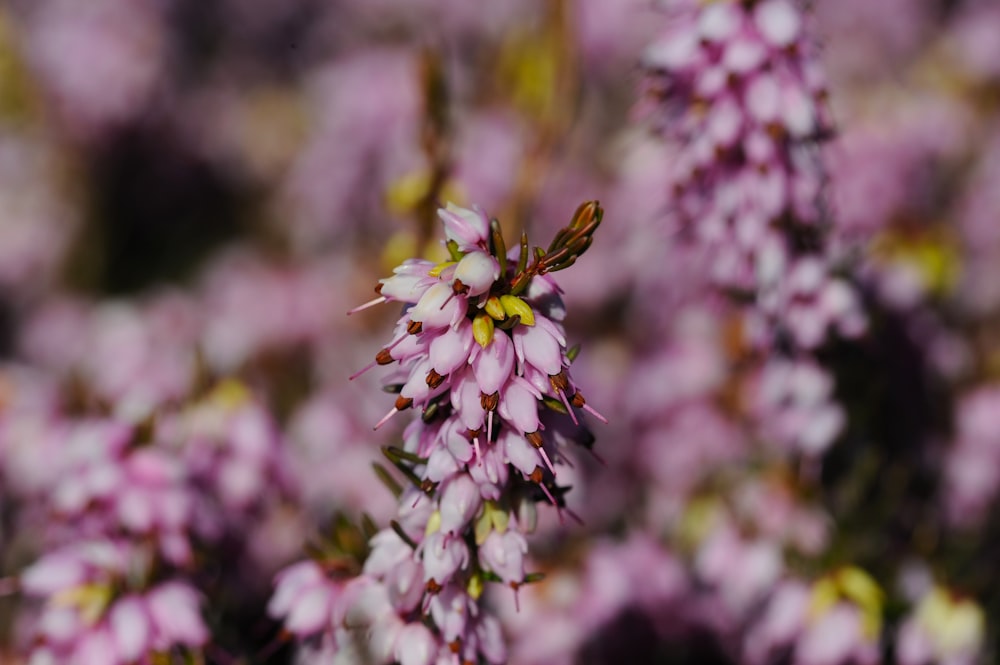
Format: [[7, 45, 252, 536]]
[[570, 391, 586, 408], [426, 369, 446, 388], [376, 348, 394, 365], [374, 282, 384, 295], [549, 371, 569, 392], [480, 392, 499, 411], [407, 320, 423, 335], [395, 396, 414, 410], [526, 431, 544, 448]]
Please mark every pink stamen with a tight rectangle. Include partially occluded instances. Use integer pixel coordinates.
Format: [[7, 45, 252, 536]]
[[537, 447, 556, 476], [438, 291, 456, 311], [536, 482, 566, 525], [348, 359, 378, 381], [513, 586, 521, 613], [538, 482, 558, 508], [385, 332, 408, 351], [487, 410, 494, 444], [347, 296, 387, 315], [473, 435, 483, 467], [582, 403, 609, 424], [373, 408, 399, 430], [557, 389, 579, 426]]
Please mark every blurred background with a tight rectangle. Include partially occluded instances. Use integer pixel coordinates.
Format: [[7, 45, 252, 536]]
[[0, 0, 999, 663]]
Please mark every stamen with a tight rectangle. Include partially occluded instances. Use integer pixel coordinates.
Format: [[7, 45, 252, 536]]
[[349, 359, 378, 381], [373, 408, 399, 430], [572, 391, 608, 424], [511, 583, 521, 613], [538, 481, 558, 507], [347, 296, 386, 315], [487, 410, 494, 444], [582, 403, 609, 424], [537, 446, 556, 476], [557, 389, 579, 426], [473, 435, 483, 467], [385, 333, 409, 352], [438, 290, 456, 311]]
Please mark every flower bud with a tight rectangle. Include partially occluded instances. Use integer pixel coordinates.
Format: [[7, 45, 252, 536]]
[[498, 295, 534, 326], [438, 203, 490, 250]]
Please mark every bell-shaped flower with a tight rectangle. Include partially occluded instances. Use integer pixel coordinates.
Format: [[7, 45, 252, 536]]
[[500, 429, 542, 477], [409, 283, 466, 331], [468, 445, 508, 499], [450, 369, 486, 432], [400, 359, 448, 405], [453, 251, 500, 297], [438, 203, 490, 250], [428, 584, 473, 644], [443, 420, 474, 464], [754, 0, 801, 48], [395, 623, 440, 665], [438, 475, 482, 533], [513, 321, 563, 376], [378, 260, 435, 303], [479, 531, 528, 586], [429, 318, 474, 376], [109, 595, 152, 662], [474, 615, 508, 665], [422, 532, 469, 587], [471, 330, 515, 396], [498, 377, 541, 435], [384, 557, 424, 614], [269, 560, 326, 619], [425, 445, 460, 483], [145, 582, 208, 650]]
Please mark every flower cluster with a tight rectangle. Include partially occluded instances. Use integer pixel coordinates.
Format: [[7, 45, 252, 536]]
[[269, 201, 604, 663], [641, 0, 864, 349], [20, 540, 207, 665]]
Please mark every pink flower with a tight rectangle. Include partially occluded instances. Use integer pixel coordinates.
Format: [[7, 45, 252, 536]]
[[480, 531, 528, 586]]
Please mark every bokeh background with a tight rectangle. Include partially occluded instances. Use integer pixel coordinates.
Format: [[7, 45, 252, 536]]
[[0, 0, 998, 663]]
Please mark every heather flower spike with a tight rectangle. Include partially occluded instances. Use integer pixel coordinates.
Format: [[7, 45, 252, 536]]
[[270, 202, 604, 663]]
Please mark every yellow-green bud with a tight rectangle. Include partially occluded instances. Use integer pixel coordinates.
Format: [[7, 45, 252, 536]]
[[473, 313, 495, 347], [499, 295, 535, 326], [484, 296, 506, 321]]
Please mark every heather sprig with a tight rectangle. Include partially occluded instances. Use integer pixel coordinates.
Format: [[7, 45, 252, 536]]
[[270, 202, 604, 663]]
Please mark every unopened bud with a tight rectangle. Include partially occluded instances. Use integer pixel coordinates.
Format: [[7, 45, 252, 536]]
[[473, 313, 495, 348], [499, 295, 535, 326], [484, 296, 506, 321]]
